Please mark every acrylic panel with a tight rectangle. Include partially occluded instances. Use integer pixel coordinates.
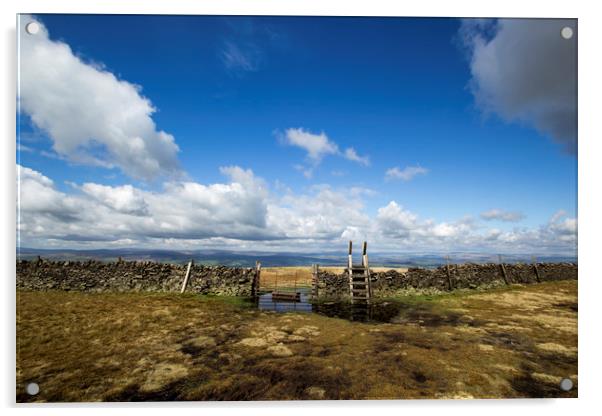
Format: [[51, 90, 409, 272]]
[[16, 14, 578, 402]]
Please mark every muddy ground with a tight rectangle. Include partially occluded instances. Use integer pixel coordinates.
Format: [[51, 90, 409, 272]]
[[16, 280, 577, 401]]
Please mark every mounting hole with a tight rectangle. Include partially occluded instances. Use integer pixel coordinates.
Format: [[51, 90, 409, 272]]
[[561, 26, 574, 40], [559, 378, 573, 391], [26, 382, 40, 395], [25, 21, 40, 35]]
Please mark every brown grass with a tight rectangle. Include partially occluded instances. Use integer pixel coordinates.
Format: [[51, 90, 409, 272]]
[[16, 280, 577, 402]]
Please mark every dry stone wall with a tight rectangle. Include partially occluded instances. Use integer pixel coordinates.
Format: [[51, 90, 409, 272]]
[[314, 270, 348, 299], [314, 262, 577, 299], [17, 259, 577, 298], [16, 259, 257, 296]]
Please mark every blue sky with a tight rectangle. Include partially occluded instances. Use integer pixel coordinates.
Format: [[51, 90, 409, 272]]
[[17, 15, 577, 254]]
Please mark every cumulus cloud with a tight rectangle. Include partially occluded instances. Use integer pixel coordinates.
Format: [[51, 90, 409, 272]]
[[279, 128, 370, 177], [80, 183, 149, 216], [17, 164, 273, 244], [267, 185, 372, 240], [18, 15, 180, 180], [17, 164, 577, 255], [17, 165, 81, 223], [375, 202, 475, 244], [459, 18, 577, 153], [376, 202, 419, 238], [343, 147, 370, 166], [385, 166, 429, 181], [282, 128, 339, 162], [481, 210, 577, 253], [547, 210, 577, 238], [480, 209, 525, 222]]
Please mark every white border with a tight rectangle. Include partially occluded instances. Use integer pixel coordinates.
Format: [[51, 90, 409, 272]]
[[2, 1, 601, 415]]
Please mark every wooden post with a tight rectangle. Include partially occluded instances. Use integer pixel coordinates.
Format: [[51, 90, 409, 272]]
[[348, 241, 353, 296], [362, 241, 371, 299], [311, 264, 319, 298], [531, 256, 541, 283], [255, 260, 261, 287], [445, 255, 453, 291], [252, 261, 261, 297], [180, 260, 193, 293], [498, 255, 509, 285]]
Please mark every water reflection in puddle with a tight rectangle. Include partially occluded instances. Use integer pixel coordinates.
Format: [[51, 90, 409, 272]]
[[256, 290, 470, 325], [257, 288, 313, 313], [313, 301, 406, 323], [256, 289, 425, 323]]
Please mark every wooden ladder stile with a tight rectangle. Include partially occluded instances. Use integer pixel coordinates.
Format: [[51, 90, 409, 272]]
[[348, 241, 371, 303], [348, 241, 354, 299], [311, 264, 319, 298], [362, 241, 371, 300]]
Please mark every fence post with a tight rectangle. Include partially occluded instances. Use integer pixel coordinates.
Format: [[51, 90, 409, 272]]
[[253, 261, 262, 296], [348, 241, 353, 296], [311, 264, 319, 298], [498, 254, 509, 285], [180, 260, 193, 293]]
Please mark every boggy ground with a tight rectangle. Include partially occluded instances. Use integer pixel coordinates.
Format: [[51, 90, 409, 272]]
[[16, 280, 577, 402]]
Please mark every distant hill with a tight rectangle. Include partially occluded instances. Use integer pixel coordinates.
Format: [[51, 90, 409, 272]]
[[17, 247, 577, 268]]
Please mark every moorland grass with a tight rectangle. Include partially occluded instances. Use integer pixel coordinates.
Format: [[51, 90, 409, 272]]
[[17, 280, 577, 401]]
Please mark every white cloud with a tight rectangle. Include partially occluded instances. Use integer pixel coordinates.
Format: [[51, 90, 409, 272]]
[[343, 147, 370, 166], [220, 165, 267, 192], [547, 210, 577, 238], [18, 15, 180, 180], [17, 164, 577, 255], [431, 223, 461, 238], [385, 166, 429, 181], [80, 183, 149, 216], [267, 185, 372, 240], [375, 202, 475, 244], [17, 164, 272, 244], [220, 41, 262, 72], [282, 128, 339, 162], [459, 18, 577, 153], [17, 143, 34, 153], [279, 128, 370, 177], [293, 164, 315, 179], [17, 165, 81, 224], [480, 209, 525, 222], [376, 202, 419, 238]]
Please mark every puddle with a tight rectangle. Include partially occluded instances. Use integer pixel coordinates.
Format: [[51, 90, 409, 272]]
[[255, 289, 459, 324], [257, 288, 313, 313], [312, 301, 406, 323]]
